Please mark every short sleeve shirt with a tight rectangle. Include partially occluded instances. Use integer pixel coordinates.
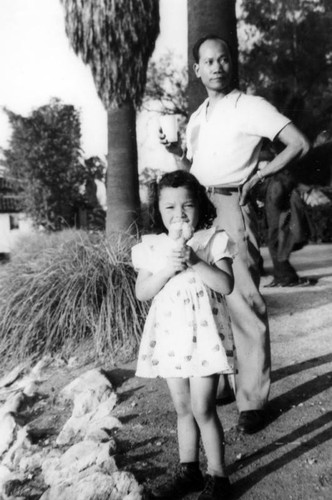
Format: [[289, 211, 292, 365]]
[[186, 90, 291, 187], [131, 228, 236, 274]]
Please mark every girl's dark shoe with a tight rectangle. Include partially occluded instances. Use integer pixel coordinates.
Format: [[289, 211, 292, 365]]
[[198, 475, 232, 500], [150, 462, 204, 499]]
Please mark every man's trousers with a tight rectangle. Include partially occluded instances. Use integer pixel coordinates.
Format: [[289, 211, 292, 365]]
[[209, 189, 271, 411]]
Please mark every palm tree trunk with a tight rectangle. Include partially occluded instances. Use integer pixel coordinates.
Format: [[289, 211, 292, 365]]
[[106, 102, 140, 235], [187, 0, 239, 114]]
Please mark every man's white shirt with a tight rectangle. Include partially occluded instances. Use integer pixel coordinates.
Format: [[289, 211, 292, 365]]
[[186, 89, 291, 187]]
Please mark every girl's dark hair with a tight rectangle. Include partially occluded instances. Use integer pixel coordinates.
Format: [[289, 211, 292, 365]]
[[192, 34, 231, 63], [148, 170, 216, 233]]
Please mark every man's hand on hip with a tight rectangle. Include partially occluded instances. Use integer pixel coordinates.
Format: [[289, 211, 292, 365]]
[[239, 177, 256, 205]]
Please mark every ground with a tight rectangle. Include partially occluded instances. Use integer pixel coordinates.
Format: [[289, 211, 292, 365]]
[[3, 244, 332, 499]]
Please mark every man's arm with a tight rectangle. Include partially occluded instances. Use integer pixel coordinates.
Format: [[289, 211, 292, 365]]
[[257, 123, 310, 179], [158, 127, 191, 171], [240, 123, 310, 205]]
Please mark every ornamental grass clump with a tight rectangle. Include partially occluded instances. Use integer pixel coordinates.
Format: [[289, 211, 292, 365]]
[[0, 229, 148, 362]]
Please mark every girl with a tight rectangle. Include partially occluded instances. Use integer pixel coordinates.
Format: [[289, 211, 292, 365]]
[[132, 170, 236, 500]]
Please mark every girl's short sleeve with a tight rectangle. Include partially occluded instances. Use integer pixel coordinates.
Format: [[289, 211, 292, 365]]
[[131, 234, 167, 273], [208, 230, 237, 264], [131, 242, 147, 271]]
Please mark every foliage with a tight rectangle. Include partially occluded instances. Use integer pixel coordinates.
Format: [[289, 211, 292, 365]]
[[238, 0, 332, 139], [60, 0, 159, 109], [139, 167, 167, 229], [144, 51, 188, 117], [139, 166, 166, 187], [0, 229, 148, 362], [2, 99, 88, 230], [305, 188, 332, 242], [80, 156, 107, 231]]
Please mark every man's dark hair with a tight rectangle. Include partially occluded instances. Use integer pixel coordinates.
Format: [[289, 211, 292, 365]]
[[192, 34, 232, 63]]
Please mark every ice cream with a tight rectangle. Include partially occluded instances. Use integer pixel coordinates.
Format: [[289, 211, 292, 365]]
[[168, 218, 194, 249]]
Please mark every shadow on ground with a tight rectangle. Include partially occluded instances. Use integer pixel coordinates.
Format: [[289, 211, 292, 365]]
[[230, 412, 332, 498], [271, 353, 332, 383]]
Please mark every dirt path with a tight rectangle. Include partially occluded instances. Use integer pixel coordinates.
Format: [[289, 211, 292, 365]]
[[2, 244, 331, 499], [111, 244, 332, 499]]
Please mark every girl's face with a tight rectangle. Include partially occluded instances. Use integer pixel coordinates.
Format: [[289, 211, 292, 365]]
[[158, 186, 199, 233]]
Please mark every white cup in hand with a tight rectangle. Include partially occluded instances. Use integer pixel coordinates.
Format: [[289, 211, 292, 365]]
[[159, 114, 178, 143]]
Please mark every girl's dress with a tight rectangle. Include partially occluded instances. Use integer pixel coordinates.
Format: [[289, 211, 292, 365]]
[[132, 227, 236, 379]]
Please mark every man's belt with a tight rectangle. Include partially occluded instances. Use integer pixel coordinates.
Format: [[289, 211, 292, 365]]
[[207, 186, 240, 195]]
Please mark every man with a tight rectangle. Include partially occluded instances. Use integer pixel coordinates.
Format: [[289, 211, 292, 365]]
[[159, 34, 310, 434], [259, 145, 330, 287], [263, 171, 314, 287]]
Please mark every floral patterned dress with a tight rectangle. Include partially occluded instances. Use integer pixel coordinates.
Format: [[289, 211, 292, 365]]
[[132, 227, 236, 378]]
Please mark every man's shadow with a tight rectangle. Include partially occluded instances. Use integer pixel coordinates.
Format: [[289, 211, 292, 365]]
[[266, 351, 332, 426], [229, 353, 332, 497], [272, 352, 332, 383], [266, 370, 332, 426], [230, 412, 332, 499]]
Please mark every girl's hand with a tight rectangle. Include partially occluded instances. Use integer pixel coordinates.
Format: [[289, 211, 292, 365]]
[[183, 246, 200, 267], [166, 247, 187, 275]]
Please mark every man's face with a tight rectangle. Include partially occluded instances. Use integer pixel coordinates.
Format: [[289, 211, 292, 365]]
[[194, 39, 232, 94]]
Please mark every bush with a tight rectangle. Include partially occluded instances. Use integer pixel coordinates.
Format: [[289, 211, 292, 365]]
[[0, 230, 148, 363]]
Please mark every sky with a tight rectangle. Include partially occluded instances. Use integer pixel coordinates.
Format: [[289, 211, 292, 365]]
[[0, 0, 187, 161]]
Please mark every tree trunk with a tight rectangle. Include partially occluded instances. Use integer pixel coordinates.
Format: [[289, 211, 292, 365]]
[[187, 0, 239, 115], [106, 102, 140, 236]]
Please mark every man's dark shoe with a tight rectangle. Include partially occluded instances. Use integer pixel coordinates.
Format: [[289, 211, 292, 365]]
[[150, 462, 204, 499], [237, 410, 265, 434], [265, 277, 316, 288], [198, 474, 232, 500]]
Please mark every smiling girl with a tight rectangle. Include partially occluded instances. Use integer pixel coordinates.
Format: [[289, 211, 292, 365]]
[[131, 170, 236, 500]]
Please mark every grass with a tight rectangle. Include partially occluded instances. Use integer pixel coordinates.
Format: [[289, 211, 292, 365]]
[[0, 229, 148, 364]]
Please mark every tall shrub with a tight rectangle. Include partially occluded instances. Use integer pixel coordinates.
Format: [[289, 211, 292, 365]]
[[0, 230, 148, 362], [3, 99, 84, 230]]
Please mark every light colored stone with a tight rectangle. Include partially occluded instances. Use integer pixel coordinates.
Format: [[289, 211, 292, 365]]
[[17, 448, 53, 475], [86, 415, 122, 439], [0, 464, 24, 500], [0, 363, 28, 389], [2, 426, 30, 468], [40, 470, 143, 500], [0, 358, 50, 401], [67, 357, 79, 368], [56, 413, 88, 445], [60, 369, 115, 409], [56, 398, 120, 445], [0, 392, 27, 417], [85, 428, 115, 444], [72, 386, 117, 417], [42, 440, 117, 486], [90, 397, 119, 419], [0, 365, 142, 500], [22, 381, 39, 397], [0, 413, 17, 457], [29, 357, 52, 380], [0, 464, 13, 486]]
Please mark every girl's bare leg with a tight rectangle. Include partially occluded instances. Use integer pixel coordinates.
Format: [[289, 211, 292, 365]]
[[190, 375, 227, 477], [166, 377, 199, 462]]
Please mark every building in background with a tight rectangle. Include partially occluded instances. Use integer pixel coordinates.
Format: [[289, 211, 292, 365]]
[[0, 165, 33, 258]]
